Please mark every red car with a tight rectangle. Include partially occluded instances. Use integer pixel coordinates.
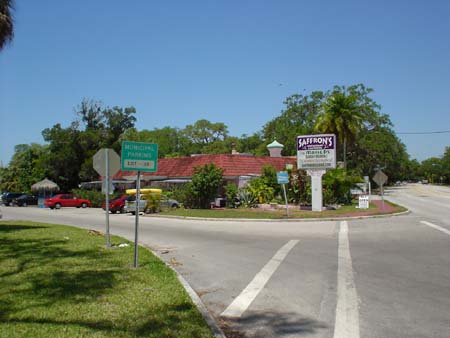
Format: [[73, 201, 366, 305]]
[[44, 194, 91, 209], [101, 195, 132, 214]]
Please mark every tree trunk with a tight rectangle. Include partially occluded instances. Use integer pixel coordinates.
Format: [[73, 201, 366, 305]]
[[343, 136, 347, 169]]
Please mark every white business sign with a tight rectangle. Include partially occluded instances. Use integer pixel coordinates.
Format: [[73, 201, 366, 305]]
[[297, 134, 336, 170]]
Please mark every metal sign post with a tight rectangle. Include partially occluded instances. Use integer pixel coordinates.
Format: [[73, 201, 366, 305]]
[[134, 171, 141, 268], [93, 148, 121, 248], [105, 149, 110, 247], [373, 170, 388, 209], [277, 172, 290, 217], [121, 141, 158, 269]]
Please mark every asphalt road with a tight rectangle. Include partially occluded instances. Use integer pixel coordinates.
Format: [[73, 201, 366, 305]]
[[1, 183, 449, 338]]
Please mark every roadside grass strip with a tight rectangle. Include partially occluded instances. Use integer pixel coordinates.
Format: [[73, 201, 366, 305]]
[[0, 221, 214, 338], [159, 201, 405, 220]]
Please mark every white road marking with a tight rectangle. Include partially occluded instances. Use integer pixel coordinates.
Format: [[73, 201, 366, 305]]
[[221, 239, 299, 318], [334, 221, 360, 338], [421, 221, 450, 236]]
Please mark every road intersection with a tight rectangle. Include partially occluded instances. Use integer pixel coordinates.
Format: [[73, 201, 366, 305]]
[[2, 183, 449, 338]]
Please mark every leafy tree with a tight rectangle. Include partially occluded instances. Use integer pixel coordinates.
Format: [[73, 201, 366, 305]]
[[0, 0, 14, 51], [350, 126, 411, 182], [0, 143, 48, 192], [190, 163, 224, 208], [41, 123, 83, 192], [315, 89, 364, 168], [262, 92, 324, 155], [120, 127, 184, 158], [181, 119, 229, 154], [183, 119, 228, 145]]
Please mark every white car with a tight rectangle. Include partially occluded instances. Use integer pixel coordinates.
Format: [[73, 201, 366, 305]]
[[125, 195, 179, 215]]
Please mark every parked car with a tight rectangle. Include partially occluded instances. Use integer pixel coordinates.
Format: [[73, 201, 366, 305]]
[[101, 195, 133, 214], [1, 192, 26, 206], [124, 195, 179, 215], [44, 194, 91, 209], [13, 194, 38, 207]]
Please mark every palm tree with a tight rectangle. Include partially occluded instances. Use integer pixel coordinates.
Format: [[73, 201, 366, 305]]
[[315, 91, 364, 168], [0, 0, 14, 51]]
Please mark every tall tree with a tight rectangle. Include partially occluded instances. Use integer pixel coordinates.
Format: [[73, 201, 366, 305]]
[[315, 84, 381, 168], [0, 143, 48, 192], [263, 92, 324, 155], [0, 0, 14, 51]]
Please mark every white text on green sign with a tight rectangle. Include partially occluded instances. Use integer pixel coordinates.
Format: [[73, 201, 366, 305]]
[[121, 141, 158, 172]]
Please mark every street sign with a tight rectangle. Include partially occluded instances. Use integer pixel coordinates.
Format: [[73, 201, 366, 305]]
[[121, 141, 158, 172], [277, 172, 289, 184], [297, 134, 336, 170], [93, 148, 120, 249], [93, 149, 121, 176], [373, 170, 388, 186]]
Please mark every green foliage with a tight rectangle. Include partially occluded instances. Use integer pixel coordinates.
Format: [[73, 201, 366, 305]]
[[237, 189, 258, 208], [190, 164, 224, 208], [143, 193, 162, 213], [322, 168, 362, 205], [246, 177, 275, 203], [286, 170, 309, 204], [262, 92, 324, 155], [0, 143, 48, 192], [225, 183, 239, 208], [70, 189, 106, 208], [350, 126, 411, 182], [0, 221, 214, 337], [0, 0, 14, 51]]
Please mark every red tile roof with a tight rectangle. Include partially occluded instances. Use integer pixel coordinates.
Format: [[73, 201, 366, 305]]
[[114, 154, 296, 179]]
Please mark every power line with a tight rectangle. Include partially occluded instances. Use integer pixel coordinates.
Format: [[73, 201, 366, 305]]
[[396, 130, 450, 135]]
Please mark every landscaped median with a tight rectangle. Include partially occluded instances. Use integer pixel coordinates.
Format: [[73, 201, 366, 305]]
[[0, 221, 215, 338], [157, 200, 407, 219]]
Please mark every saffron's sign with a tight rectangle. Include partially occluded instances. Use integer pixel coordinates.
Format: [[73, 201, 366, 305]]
[[297, 134, 336, 169]]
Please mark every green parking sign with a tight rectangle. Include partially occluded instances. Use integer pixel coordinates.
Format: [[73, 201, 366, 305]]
[[121, 141, 158, 172]]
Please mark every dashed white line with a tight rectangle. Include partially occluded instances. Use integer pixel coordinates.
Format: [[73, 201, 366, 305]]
[[421, 221, 450, 236], [334, 221, 360, 338], [221, 239, 299, 318]]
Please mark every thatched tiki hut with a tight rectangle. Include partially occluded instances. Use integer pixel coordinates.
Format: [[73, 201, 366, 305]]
[[31, 178, 59, 208]]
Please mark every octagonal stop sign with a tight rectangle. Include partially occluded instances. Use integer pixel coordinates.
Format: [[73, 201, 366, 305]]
[[93, 148, 121, 177]]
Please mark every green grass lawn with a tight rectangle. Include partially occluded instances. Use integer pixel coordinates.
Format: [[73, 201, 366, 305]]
[[159, 200, 405, 219], [0, 221, 214, 338]]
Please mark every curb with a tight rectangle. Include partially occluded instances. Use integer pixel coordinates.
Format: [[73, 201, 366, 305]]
[[148, 248, 227, 338], [145, 209, 411, 223]]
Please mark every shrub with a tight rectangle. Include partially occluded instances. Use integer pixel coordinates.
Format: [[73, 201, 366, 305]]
[[144, 192, 162, 213], [225, 183, 239, 208], [246, 177, 275, 203], [190, 164, 224, 209], [71, 188, 112, 208], [237, 189, 258, 208], [322, 168, 362, 205]]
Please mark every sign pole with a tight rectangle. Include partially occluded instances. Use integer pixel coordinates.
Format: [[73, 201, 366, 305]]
[[105, 149, 111, 248], [381, 183, 384, 209], [282, 183, 289, 217], [134, 171, 141, 268]]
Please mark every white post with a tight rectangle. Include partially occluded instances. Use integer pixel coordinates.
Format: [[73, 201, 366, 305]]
[[307, 169, 326, 212]]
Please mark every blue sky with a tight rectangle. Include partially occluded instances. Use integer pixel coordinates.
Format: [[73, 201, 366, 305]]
[[1, 0, 449, 166]]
